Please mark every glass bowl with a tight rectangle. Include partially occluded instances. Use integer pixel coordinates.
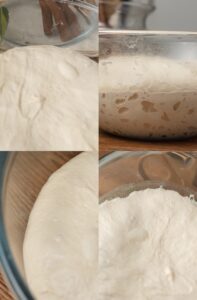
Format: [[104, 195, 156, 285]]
[[99, 31, 197, 140], [0, 152, 79, 299], [99, 151, 197, 200], [0, 0, 98, 56], [99, 0, 155, 30]]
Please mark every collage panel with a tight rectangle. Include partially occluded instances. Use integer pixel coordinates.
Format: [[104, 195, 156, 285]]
[[0, 151, 98, 299], [99, 151, 197, 298], [0, 0, 98, 151], [99, 0, 197, 152]]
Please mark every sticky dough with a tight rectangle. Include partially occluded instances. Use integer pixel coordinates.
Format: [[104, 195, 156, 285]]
[[99, 55, 197, 139], [99, 188, 197, 300], [23, 152, 98, 300], [0, 46, 98, 150]]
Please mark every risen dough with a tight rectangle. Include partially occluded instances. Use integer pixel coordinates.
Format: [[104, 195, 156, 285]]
[[0, 46, 98, 150], [23, 152, 98, 300], [99, 188, 197, 300], [100, 55, 197, 139]]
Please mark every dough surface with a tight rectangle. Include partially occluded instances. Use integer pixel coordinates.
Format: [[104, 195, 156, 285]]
[[100, 55, 197, 139], [99, 188, 197, 300], [0, 46, 98, 150], [23, 152, 98, 300]]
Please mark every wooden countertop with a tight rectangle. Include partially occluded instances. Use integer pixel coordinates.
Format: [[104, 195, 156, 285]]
[[0, 152, 80, 300], [100, 130, 197, 152], [0, 273, 13, 300]]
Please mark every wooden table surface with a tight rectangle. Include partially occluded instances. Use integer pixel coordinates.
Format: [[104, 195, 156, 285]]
[[0, 273, 13, 300], [100, 130, 197, 152], [0, 152, 80, 300]]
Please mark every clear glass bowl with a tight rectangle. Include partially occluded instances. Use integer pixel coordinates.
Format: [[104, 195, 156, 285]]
[[0, 152, 79, 299], [99, 151, 197, 199], [0, 0, 98, 56], [99, 31, 197, 140]]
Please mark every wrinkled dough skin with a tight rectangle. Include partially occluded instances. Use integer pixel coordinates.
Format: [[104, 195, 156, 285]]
[[0, 46, 98, 150]]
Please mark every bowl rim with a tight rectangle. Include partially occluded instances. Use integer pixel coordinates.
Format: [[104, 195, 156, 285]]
[[99, 151, 196, 167], [0, 152, 34, 300], [99, 28, 197, 36]]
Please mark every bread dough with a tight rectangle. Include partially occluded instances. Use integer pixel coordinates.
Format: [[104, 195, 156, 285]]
[[99, 188, 197, 300], [100, 55, 197, 139], [23, 152, 98, 300], [0, 46, 98, 150]]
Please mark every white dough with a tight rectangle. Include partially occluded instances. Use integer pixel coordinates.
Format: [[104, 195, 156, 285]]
[[99, 188, 197, 300], [100, 55, 197, 139], [23, 152, 98, 300], [0, 46, 98, 150]]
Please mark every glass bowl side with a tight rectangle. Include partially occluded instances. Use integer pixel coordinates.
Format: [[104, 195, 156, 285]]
[[99, 151, 197, 200], [99, 30, 197, 60], [0, 153, 33, 300], [1, 0, 98, 55]]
